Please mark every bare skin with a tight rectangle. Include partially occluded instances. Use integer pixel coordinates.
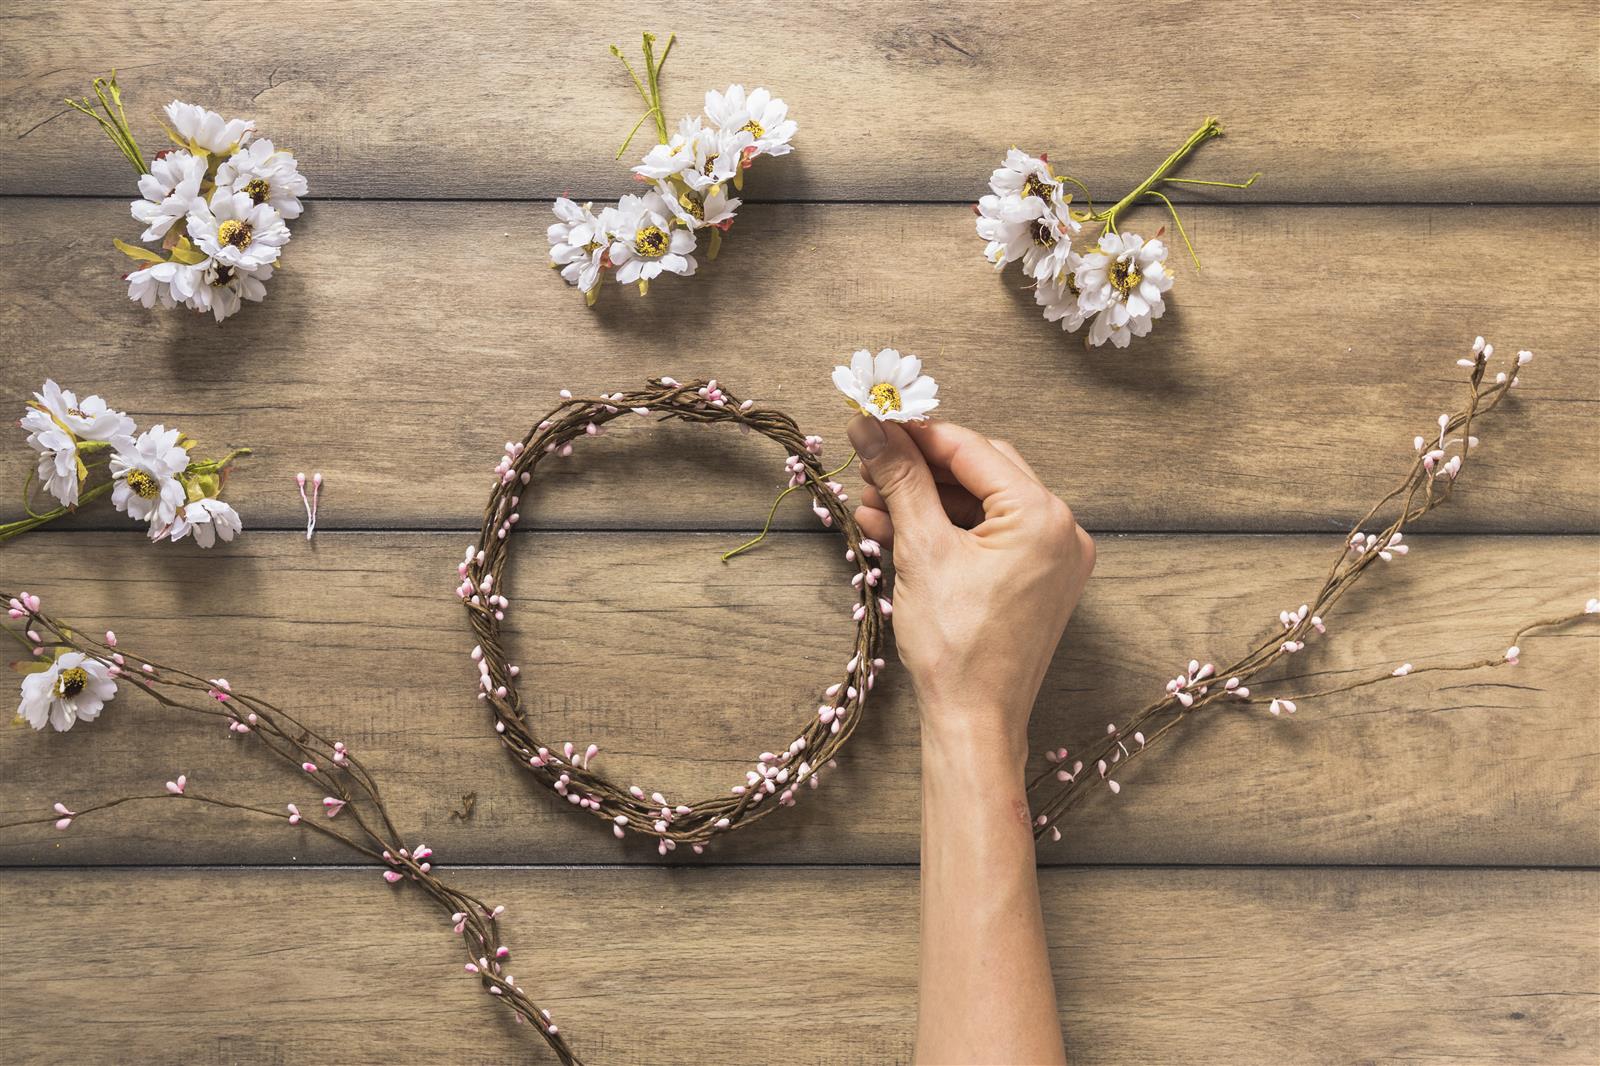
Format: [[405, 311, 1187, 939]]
[[847, 414, 1095, 1066]]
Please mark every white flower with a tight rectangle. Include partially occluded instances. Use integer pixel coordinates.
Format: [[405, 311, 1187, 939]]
[[126, 261, 188, 310], [632, 116, 703, 182], [215, 138, 307, 220], [26, 379, 134, 444], [163, 101, 253, 155], [660, 182, 740, 231], [130, 149, 207, 241], [703, 85, 797, 160], [548, 198, 612, 294], [676, 123, 751, 193], [832, 349, 940, 422], [164, 497, 243, 548], [21, 380, 136, 507], [988, 149, 1070, 210], [187, 189, 290, 271], [976, 193, 1078, 282], [186, 260, 273, 323], [110, 425, 189, 528], [17, 652, 117, 732], [608, 192, 697, 287], [1034, 267, 1090, 334], [1074, 232, 1173, 349]]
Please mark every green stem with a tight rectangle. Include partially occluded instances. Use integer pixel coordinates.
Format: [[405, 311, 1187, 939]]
[[0, 480, 114, 545], [1094, 117, 1225, 233], [65, 73, 147, 176], [611, 31, 676, 157], [722, 449, 858, 562]]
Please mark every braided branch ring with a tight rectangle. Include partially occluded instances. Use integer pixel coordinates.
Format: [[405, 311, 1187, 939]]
[[461, 378, 888, 855]]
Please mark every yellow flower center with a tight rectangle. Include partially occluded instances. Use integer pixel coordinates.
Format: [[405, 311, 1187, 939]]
[[678, 191, 705, 222], [1022, 173, 1056, 201], [1031, 219, 1058, 247], [869, 383, 902, 413], [56, 666, 89, 699], [217, 219, 253, 249], [243, 178, 271, 204], [125, 468, 160, 499], [634, 226, 669, 258], [740, 119, 766, 139], [1109, 257, 1142, 296], [702, 154, 719, 176]]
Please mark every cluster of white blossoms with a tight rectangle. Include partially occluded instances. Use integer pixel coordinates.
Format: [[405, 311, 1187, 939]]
[[977, 150, 1172, 348], [74, 77, 306, 323], [15, 379, 245, 548], [548, 84, 796, 303]]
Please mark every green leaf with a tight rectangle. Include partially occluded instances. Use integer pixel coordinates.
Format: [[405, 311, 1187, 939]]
[[113, 238, 166, 265], [167, 237, 208, 265]]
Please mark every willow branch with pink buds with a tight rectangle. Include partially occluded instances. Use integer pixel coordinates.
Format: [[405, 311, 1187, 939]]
[[1028, 339, 1598, 841], [0, 606, 581, 1065]]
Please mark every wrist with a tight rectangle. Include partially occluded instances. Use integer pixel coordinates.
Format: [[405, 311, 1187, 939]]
[[919, 702, 1030, 780]]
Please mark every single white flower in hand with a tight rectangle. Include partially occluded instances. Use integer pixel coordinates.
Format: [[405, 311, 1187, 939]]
[[1075, 232, 1173, 349], [130, 149, 207, 241], [832, 348, 940, 422], [111, 425, 189, 528], [215, 138, 308, 220], [703, 85, 797, 160], [163, 497, 243, 548], [608, 192, 697, 288], [187, 260, 273, 323], [548, 197, 612, 294], [17, 651, 117, 732], [163, 101, 254, 155], [187, 189, 290, 271]]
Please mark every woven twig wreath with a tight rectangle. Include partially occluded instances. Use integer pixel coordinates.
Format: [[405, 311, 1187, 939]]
[[460, 378, 887, 854]]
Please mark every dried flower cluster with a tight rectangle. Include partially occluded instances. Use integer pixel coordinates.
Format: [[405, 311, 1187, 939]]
[[548, 33, 795, 303], [70, 73, 307, 322], [5, 379, 248, 549], [463, 379, 884, 854], [976, 118, 1258, 347]]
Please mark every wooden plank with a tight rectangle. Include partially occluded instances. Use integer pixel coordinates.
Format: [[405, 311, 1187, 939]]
[[1, 532, 1594, 867], [0, 865, 1592, 1063], [1, 1, 1596, 201], [1, 200, 1595, 533]]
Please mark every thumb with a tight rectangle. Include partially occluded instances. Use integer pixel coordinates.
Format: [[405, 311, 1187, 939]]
[[847, 415, 947, 536]]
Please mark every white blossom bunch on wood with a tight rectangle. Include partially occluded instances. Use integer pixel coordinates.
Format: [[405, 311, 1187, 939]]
[[548, 33, 796, 304], [69, 73, 307, 323], [976, 118, 1258, 348], [4, 379, 248, 546]]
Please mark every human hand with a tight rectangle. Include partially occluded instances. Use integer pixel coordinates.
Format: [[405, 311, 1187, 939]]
[[847, 416, 1095, 770]]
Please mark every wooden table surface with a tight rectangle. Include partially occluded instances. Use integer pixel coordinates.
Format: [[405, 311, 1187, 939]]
[[2, 2, 1597, 1063]]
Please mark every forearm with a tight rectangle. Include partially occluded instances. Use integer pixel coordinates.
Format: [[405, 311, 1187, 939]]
[[915, 713, 1066, 1065]]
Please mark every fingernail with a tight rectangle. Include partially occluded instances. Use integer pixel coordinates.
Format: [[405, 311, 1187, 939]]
[[847, 415, 887, 460]]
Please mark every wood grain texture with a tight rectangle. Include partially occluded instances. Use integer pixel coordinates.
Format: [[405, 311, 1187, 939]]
[[2, 1, 1596, 202], [0, 866, 1593, 1064], [2, 200, 1595, 533], [2, 532, 1594, 867]]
